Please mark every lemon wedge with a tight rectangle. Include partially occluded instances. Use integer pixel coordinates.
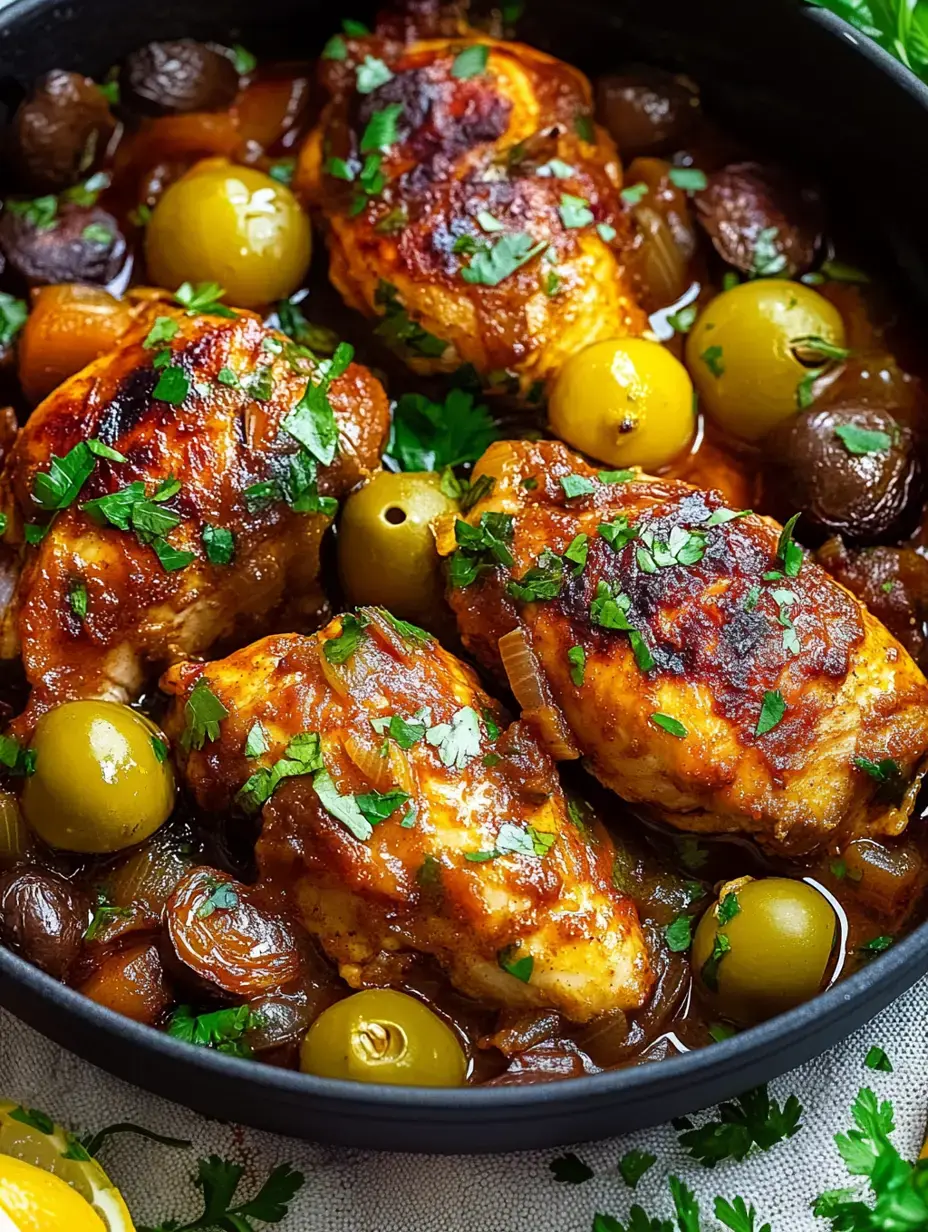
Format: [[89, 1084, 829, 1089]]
[[0, 1101, 134, 1231]]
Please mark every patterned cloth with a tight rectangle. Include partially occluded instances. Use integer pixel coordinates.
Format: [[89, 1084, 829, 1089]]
[[0, 976, 925, 1231]]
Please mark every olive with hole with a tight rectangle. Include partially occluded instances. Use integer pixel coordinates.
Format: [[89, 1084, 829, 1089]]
[[0, 868, 89, 980], [549, 336, 696, 471], [300, 988, 467, 1086], [686, 280, 847, 442], [21, 700, 174, 853], [691, 877, 837, 1025], [338, 471, 457, 630], [762, 404, 923, 545]]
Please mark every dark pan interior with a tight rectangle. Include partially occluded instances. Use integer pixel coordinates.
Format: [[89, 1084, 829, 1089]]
[[1, 0, 928, 1152]]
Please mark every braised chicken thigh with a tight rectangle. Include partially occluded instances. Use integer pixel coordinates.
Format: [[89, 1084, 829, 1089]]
[[297, 22, 645, 396], [162, 608, 653, 1022], [0, 305, 389, 721], [445, 440, 928, 855]]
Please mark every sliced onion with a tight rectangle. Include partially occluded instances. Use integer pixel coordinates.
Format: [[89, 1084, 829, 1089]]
[[499, 628, 579, 760], [0, 794, 29, 862], [631, 204, 689, 311], [317, 639, 351, 697]]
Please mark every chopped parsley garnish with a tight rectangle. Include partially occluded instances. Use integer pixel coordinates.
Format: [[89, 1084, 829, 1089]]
[[447, 512, 514, 588], [599, 468, 635, 484], [230, 43, 256, 73], [83, 903, 131, 942], [152, 364, 189, 405], [667, 304, 698, 333], [564, 532, 588, 574], [597, 222, 617, 243], [567, 644, 586, 686], [858, 934, 894, 958], [82, 477, 193, 571], [387, 388, 496, 471], [705, 507, 750, 527], [853, 755, 906, 805], [701, 345, 725, 376], [417, 854, 442, 887], [280, 341, 353, 466], [678, 1085, 803, 1167], [68, 578, 88, 620], [668, 166, 708, 191], [173, 281, 236, 318], [181, 677, 229, 751], [751, 225, 787, 277], [342, 17, 371, 34], [356, 55, 393, 93], [33, 439, 125, 512], [636, 525, 706, 572], [81, 222, 114, 246], [467, 822, 554, 863], [558, 193, 594, 228], [574, 114, 595, 142], [618, 1149, 656, 1190], [755, 689, 786, 737], [360, 103, 403, 153], [380, 609, 433, 644], [201, 524, 235, 565], [145, 1156, 304, 1229], [776, 511, 803, 577], [276, 297, 340, 355], [559, 473, 595, 499], [590, 580, 654, 671], [236, 732, 324, 813], [460, 232, 547, 286], [371, 708, 430, 750], [373, 281, 447, 358], [0, 735, 35, 777], [7, 195, 58, 230], [151, 736, 168, 763], [243, 452, 337, 519], [0, 293, 28, 347], [864, 1045, 892, 1072], [244, 721, 270, 758], [322, 611, 368, 663], [700, 931, 731, 993], [536, 158, 574, 179], [426, 705, 482, 769], [451, 43, 489, 78], [717, 892, 741, 925], [598, 517, 638, 553], [497, 943, 533, 983], [651, 713, 687, 738], [322, 33, 348, 59], [196, 879, 239, 918], [313, 771, 374, 840], [664, 913, 694, 952], [167, 1004, 259, 1058], [790, 333, 852, 364], [143, 316, 179, 349], [620, 182, 648, 206], [507, 549, 565, 602], [268, 159, 295, 185], [834, 424, 893, 455]]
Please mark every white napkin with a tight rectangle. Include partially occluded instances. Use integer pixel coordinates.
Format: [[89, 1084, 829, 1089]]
[[0, 975, 925, 1231]]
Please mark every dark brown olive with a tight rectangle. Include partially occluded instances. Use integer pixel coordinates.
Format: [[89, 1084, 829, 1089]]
[[166, 866, 301, 999], [817, 539, 928, 672], [763, 404, 924, 545], [694, 162, 823, 278], [120, 40, 240, 116], [0, 867, 89, 980], [0, 202, 126, 286], [595, 70, 699, 160], [6, 70, 115, 193]]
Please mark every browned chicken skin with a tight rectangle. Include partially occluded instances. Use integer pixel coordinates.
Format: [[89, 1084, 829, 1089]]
[[297, 23, 646, 396], [444, 439, 928, 855], [0, 304, 389, 721], [161, 608, 653, 1023]]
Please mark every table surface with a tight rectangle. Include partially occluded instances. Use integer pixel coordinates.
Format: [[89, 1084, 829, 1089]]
[[0, 974, 925, 1231]]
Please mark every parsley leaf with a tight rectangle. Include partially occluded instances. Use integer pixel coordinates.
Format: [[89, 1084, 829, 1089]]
[[507, 548, 564, 602], [558, 193, 594, 228], [313, 769, 374, 841], [714, 1195, 772, 1232], [755, 689, 786, 736], [668, 166, 707, 191], [0, 293, 28, 348], [590, 580, 654, 671], [181, 677, 229, 751], [33, 441, 98, 511], [567, 644, 586, 686], [322, 612, 368, 664], [618, 1149, 656, 1190], [701, 345, 725, 376], [864, 1045, 892, 1073], [776, 511, 804, 577], [152, 364, 190, 405], [167, 1004, 259, 1058], [678, 1085, 803, 1167], [651, 713, 686, 738], [426, 705, 482, 769], [560, 473, 595, 499], [360, 103, 403, 153], [448, 512, 514, 587], [173, 281, 236, 318], [279, 342, 353, 466], [141, 1155, 304, 1232], [201, 524, 235, 565], [373, 281, 447, 357], [356, 55, 393, 93], [664, 913, 693, 952], [387, 388, 497, 471], [244, 721, 270, 758], [834, 423, 893, 456], [451, 43, 489, 78], [235, 732, 324, 814], [497, 942, 533, 983], [461, 232, 547, 286]]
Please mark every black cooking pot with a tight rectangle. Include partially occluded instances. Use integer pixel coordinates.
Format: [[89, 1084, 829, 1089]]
[[1, 0, 927, 1153]]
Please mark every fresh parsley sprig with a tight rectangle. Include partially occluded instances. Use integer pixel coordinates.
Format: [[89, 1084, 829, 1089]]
[[676, 1085, 803, 1167], [139, 1155, 304, 1232]]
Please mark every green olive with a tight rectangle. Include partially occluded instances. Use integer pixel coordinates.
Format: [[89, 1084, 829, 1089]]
[[692, 876, 836, 1026], [548, 337, 696, 471], [300, 988, 467, 1086], [686, 280, 847, 442], [145, 158, 312, 308], [338, 471, 457, 629], [22, 701, 174, 854]]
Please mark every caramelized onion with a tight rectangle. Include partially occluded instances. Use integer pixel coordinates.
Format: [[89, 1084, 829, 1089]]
[[343, 731, 414, 794], [631, 204, 689, 311], [0, 794, 30, 863], [499, 628, 579, 759]]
